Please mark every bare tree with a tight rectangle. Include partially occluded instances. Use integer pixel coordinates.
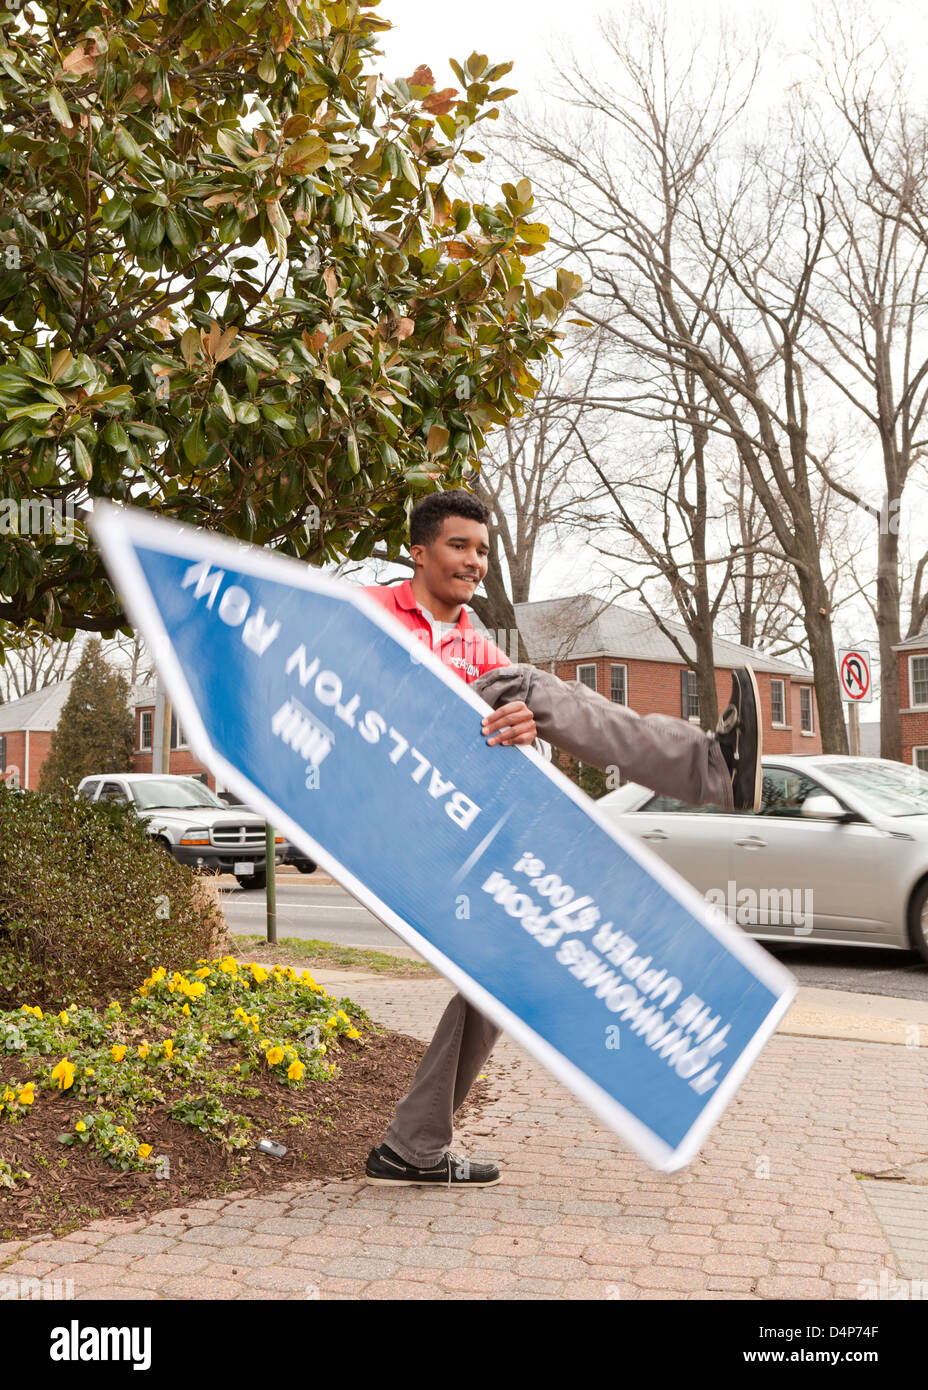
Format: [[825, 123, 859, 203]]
[[503, 7, 851, 748], [801, 15, 928, 757], [0, 630, 81, 702], [463, 333, 612, 651]]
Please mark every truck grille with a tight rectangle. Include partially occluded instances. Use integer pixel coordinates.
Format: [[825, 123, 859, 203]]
[[212, 823, 265, 849]]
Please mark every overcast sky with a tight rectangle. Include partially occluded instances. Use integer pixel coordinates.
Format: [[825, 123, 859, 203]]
[[367, 0, 928, 714]]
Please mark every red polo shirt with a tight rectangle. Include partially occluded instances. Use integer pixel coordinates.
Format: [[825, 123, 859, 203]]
[[362, 579, 510, 683]]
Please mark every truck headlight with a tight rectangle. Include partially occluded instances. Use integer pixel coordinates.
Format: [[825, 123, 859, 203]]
[[180, 827, 211, 845]]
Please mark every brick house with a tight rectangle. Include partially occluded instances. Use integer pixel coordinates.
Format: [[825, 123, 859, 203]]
[[129, 683, 217, 788], [3, 595, 822, 791], [511, 595, 822, 769], [0, 678, 215, 791], [0, 680, 72, 789], [894, 631, 928, 769]]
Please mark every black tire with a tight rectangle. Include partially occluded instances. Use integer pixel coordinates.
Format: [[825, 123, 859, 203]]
[[236, 871, 267, 891], [295, 861, 316, 874], [907, 878, 928, 964]]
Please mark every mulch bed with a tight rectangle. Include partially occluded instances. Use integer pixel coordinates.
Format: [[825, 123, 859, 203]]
[[0, 1024, 491, 1239]]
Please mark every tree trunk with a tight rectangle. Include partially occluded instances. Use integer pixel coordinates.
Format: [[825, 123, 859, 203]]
[[693, 624, 720, 731], [468, 523, 530, 662], [798, 569, 849, 753], [876, 527, 901, 762]]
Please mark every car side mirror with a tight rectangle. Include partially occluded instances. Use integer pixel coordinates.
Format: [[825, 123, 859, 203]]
[[800, 794, 845, 820]]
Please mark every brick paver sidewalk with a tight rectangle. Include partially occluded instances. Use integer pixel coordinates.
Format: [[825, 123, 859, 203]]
[[1, 970, 924, 1300]]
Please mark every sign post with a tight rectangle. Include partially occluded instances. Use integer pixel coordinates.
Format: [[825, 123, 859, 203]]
[[838, 648, 872, 756], [89, 503, 796, 1173]]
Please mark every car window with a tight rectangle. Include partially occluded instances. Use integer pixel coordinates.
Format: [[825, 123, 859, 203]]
[[759, 767, 831, 818], [98, 781, 129, 804], [130, 779, 225, 810], [78, 780, 100, 800], [640, 793, 729, 814]]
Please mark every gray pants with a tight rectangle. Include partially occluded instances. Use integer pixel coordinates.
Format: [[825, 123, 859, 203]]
[[382, 663, 732, 1166], [384, 993, 500, 1166]]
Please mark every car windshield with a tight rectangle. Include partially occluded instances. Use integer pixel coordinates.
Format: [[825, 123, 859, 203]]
[[818, 760, 928, 817], [131, 780, 225, 810]]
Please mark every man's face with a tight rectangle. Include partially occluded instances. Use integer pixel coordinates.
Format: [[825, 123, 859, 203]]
[[410, 515, 490, 607]]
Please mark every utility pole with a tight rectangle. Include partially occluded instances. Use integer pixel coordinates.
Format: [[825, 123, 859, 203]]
[[265, 823, 277, 945], [152, 675, 173, 774]]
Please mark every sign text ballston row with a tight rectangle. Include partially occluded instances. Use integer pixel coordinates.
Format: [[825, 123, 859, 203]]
[[88, 504, 796, 1172]]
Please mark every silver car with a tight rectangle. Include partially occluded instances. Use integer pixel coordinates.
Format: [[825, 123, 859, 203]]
[[595, 755, 928, 962]]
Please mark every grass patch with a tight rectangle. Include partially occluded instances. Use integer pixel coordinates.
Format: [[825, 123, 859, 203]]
[[233, 936, 435, 977]]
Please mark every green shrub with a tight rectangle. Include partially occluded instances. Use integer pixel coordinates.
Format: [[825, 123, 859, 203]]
[[0, 785, 227, 1008]]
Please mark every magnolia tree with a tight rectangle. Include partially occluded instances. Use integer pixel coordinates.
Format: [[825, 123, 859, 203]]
[[0, 0, 581, 641]]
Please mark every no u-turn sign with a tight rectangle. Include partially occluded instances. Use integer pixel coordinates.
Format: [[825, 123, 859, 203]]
[[838, 649, 872, 702]]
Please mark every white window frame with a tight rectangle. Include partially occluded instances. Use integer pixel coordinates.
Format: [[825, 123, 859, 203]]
[[576, 663, 597, 692], [914, 747, 928, 773], [909, 654, 928, 709], [770, 678, 787, 727], [799, 685, 814, 735], [170, 712, 189, 751], [139, 710, 153, 752], [609, 663, 627, 705], [682, 669, 700, 721]]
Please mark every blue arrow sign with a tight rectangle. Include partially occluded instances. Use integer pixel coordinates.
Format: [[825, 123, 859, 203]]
[[89, 504, 795, 1171]]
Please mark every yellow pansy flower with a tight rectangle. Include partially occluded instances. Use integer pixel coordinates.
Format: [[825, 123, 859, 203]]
[[138, 1144, 152, 1159], [346, 1028, 361, 1039], [51, 1058, 76, 1091], [250, 965, 268, 983], [116, 1126, 125, 1135], [75, 1121, 86, 1133], [287, 1059, 304, 1081], [137, 1042, 150, 1060], [162, 1039, 174, 1059], [111, 1045, 127, 1063], [84, 1067, 95, 1078], [108, 1001, 122, 1014], [194, 967, 211, 979], [58, 1011, 69, 1025], [18, 1084, 34, 1105], [265, 1046, 285, 1066], [181, 1004, 190, 1016]]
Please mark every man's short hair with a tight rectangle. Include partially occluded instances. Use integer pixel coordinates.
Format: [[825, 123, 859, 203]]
[[409, 489, 490, 548]]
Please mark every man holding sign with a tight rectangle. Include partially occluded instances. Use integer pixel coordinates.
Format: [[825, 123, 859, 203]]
[[89, 492, 783, 1182], [363, 490, 763, 1187]]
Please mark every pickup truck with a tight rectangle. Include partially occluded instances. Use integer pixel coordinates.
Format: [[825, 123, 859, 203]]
[[76, 773, 283, 890]]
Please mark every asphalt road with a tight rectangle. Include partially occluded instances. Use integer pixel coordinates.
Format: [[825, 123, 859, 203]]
[[218, 874, 928, 1000]]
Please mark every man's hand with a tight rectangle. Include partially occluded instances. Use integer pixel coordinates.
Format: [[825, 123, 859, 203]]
[[481, 701, 537, 747]]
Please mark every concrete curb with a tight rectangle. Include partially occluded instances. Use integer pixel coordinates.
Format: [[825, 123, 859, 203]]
[[780, 986, 928, 1048]]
